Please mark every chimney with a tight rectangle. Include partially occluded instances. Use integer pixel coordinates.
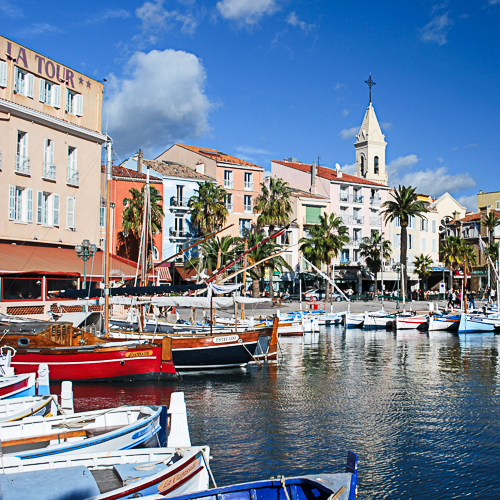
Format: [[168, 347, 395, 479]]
[[310, 162, 317, 193], [196, 161, 205, 175], [138, 149, 143, 174]]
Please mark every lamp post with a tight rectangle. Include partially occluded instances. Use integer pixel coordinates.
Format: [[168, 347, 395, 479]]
[[75, 239, 97, 289]]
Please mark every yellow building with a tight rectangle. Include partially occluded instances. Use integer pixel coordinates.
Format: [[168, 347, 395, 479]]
[[0, 35, 105, 247], [477, 190, 500, 211]]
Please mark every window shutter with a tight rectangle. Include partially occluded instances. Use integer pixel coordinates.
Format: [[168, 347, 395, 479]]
[[73, 148, 78, 171], [23, 132, 28, 159], [75, 94, 83, 116], [44, 139, 48, 164], [49, 140, 54, 165], [27, 189, 33, 223], [0, 61, 7, 88], [65, 89, 70, 112], [53, 194, 60, 226], [9, 186, 16, 220], [37, 190, 43, 224], [26, 73, 34, 98], [13, 66, 18, 92], [66, 196, 75, 229], [52, 85, 61, 108], [39, 78, 46, 102]]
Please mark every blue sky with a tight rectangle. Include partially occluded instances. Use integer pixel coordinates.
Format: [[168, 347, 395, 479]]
[[3, 0, 500, 211]]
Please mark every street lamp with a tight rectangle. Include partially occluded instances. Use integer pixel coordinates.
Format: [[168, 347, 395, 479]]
[[75, 239, 97, 289]]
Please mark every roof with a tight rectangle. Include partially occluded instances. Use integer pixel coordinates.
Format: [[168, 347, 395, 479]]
[[458, 210, 500, 223], [273, 160, 387, 187], [104, 165, 162, 183], [0, 243, 139, 277], [175, 144, 263, 170], [289, 187, 330, 201], [146, 160, 214, 181], [355, 103, 386, 144]]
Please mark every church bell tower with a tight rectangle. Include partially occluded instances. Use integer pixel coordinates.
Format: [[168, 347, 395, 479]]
[[354, 76, 388, 185]]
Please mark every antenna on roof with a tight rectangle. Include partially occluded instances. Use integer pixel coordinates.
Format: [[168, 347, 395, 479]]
[[317, 155, 321, 166]]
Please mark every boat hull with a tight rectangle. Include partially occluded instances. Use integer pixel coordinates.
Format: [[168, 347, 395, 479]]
[[0, 395, 57, 422], [427, 315, 459, 331], [458, 313, 500, 333], [395, 315, 428, 330], [0, 373, 35, 399], [363, 313, 392, 329]]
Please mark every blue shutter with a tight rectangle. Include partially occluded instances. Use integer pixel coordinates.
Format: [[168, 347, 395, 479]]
[[27, 189, 34, 223], [26, 73, 34, 98], [37, 190, 43, 224]]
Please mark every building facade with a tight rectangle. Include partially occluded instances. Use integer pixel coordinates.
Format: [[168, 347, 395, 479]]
[[0, 35, 105, 248], [477, 190, 500, 211]]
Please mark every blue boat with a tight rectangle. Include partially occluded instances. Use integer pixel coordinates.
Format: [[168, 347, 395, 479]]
[[458, 313, 500, 333], [142, 451, 358, 500]]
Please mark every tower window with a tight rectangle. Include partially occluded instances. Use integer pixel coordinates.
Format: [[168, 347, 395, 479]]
[[374, 156, 379, 174], [360, 156, 365, 177]]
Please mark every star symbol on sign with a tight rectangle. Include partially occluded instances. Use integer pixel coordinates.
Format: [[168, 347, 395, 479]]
[[86, 80, 91, 88], [78, 77, 84, 85]]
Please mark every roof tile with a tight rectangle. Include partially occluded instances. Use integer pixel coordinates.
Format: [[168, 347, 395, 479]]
[[177, 144, 263, 170]]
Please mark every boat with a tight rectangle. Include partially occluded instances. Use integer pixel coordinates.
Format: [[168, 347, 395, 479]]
[[0, 446, 210, 500], [0, 362, 51, 400], [363, 310, 393, 329], [458, 313, 500, 333], [0, 404, 166, 460], [344, 313, 364, 328], [395, 313, 428, 330], [141, 451, 358, 500], [426, 313, 459, 331], [0, 394, 58, 422]]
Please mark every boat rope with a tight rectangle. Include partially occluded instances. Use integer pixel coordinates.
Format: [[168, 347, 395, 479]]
[[201, 448, 217, 488], [52, 406, 127, 429], [241, 342, 262, 366], [279, 476, 291, 500], [134, 450, 182, 470]]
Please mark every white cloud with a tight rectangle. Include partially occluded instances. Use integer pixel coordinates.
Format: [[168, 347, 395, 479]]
[[464, 143, 479, 149], [420, 11, 454, 45], [136, 0, 198, 39], [286, 11, 315, 32], [0, 2, 23, 17], [216, 0, 278, 25], [387, 154, 419, 175], [106, 49, 212, 157], [235, 146, 272, 155], [437, 157, 444, 163], [381, 122, 392, 130], [19, 23, 63, 36], [457, 195, 477, 212], [342, 109, 350, 117], [341, 162, 356, 174], [487, 0, 500, 5], [339, 126, 358, 140], [86, 8, 131, 24]]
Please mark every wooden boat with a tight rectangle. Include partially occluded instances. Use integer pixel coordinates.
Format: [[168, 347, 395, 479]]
[[0, 320, 177, 381], [344, 313, 364, 328], [363, 311, 393, 329], [143, 451, 358, 500], [0, 394, 58, 422], [395, 314, 428, 330], [0, 446, 210, 500], [0, 373, 36, 399], [458, 313, 500, 333], [426, 314, 459, 331], [0, 404, 165, 460]]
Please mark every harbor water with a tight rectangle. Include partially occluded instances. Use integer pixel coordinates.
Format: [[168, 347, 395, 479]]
[[65, 326, 500, 499]]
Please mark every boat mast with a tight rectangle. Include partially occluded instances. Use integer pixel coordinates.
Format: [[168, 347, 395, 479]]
[[241, 238, 247, 320], [104, 137, 112, 336]]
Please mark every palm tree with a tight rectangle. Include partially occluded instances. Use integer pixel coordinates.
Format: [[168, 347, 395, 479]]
[[253, 178, 293, 298], [299, 213, 349, 295], [122, 185, 164, 239], [413, 254, 433, 294], [186, 235, 239, 278], [381, 185, 429, 293], [235, 231, 291, 297], [488, 242, 499, 264], [483, 212, 500, 244], [440, 236, 464, 289], [189, 181, 228, 236], [359, 232, 392, 295]]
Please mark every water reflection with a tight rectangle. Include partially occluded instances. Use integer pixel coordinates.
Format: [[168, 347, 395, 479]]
[[65, 326, 500, 498]]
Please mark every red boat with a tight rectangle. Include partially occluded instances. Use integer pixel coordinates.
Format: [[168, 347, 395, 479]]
[[0, 373, 35, 398]]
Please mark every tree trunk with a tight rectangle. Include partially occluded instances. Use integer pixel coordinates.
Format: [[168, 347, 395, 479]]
[[448, 267, 453, 291], [252, 278, 260, 298], [326, 261, 331, 302], [374, 271, 378, 298], [401, 224, 408, 297]]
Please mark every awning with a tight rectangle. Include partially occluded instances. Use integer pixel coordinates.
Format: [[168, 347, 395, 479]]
[[0, 243, 139, 278], [158, 266, 172, 282]]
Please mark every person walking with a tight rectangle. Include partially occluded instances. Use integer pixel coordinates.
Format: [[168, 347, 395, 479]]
[[468, 290, 476, 310], [447, 289, 453, 309]]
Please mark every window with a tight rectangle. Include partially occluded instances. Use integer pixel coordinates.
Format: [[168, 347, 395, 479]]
[[353, 189, 362, 203], [432, 220, 436, 233], [67, 147, 79, 186], [99, 200, 106, 228], [374, 156, 379, 174], [422, 238, 427, 251], [176, 185, 184, 205], [239, 219, 252, 237], [432, 239, 437, 252], [244, 195, 252, 213], [340, 187, 349, 202], [305, 205, 321, 224], [43, 139, 56, 180], [496, 201, 500, 210], [408, 216, 415, 229], [9, 186, 33, 223], [66, 89, 83, 116], [244, 172, 253, 191], [39, 79, 61, 108], [360, 155, 365, 177], [341, 249, 350, 263], [224, 170, 233, 189], [408, 234, 413, 250], [394, 217, 400, 228], [174, 217, 184, 234], [394, 234, 401, 249], [0, 60, 7, 88], [14, 67, 34, 98], [36, 191, 59, 226], [353, 208, 362, 224], [281, 231, 292, 245], [66, 196, 76, 229], [353, 228, 362, 242], [225, 193, 233, 212]]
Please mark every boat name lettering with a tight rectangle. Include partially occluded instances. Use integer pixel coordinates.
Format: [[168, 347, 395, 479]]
[[132, 423, 152, 440], [126, 350, 153, 358], [213, 335, 239, 344], [158, 458, 201, 492]]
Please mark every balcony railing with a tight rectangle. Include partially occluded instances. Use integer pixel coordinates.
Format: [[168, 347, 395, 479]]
[[370, 216, 381, 226], [352, 194, 363, 203], [15, 154, 30, 175], [349, 238, 361, 247], [226, 203, 233, 213], [352, 216, 364, 225], [224, 179, 234, 189], [340, 214, 350, 224], [169, 228, 188, 238], [244, 181, 253, 191], [339, 193, 350, 202], [244, 204, 253, 214], [169, 197, 189, 208], [370, 197, 382, 206], [67, 168, 80, 187], [42, 162, 57, 181]]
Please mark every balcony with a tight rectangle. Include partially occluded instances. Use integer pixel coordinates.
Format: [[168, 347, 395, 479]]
[[349, 238, 362, 247], [352, 194, 363, 204], [224, 179, 234, 189], [244, 204, 253, 214], [169, 228, 188, 238], [42, 162, 57, 181], [370, 197, 382, 206], [352, 216, 364, 225], [15, 154, 30, 175], [339, 193, 350, 202], [370, 216, 381, 226], [169, 197, 189, 209], [340, 214, 350, 224], [67, 168, 80, 187], [244, 181, 253, 191], [226, 203, 233, 213]]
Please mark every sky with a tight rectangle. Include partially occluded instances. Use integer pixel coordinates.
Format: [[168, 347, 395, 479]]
[[2, 0, 500, 212]]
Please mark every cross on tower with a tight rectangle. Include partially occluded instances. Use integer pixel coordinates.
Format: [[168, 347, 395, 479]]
[[365, 75, 376, 103]]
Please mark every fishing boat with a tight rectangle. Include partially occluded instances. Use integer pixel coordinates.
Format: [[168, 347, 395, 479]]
[[0, 394, 58, 422], [458, 313, 500, 333], [142, 451, 358, 500], [0, 373, 36, 399], [395, 313, 428, 330], [426, 313, 460, 331], [363, 310, 393, 329], [344, 313, 364, 328], [0, 446, 210, 500], [0, 404, 166, 460]]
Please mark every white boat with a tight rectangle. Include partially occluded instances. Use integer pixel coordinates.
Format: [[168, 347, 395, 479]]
[[0, 395, 58, 422], [0, 446, 210, 500], [395, 314, 428, 330], [427, 314, 460, 331], [458, 313, 500, 333], [363, 310, 393, 329], [345, 313, 364, 328]]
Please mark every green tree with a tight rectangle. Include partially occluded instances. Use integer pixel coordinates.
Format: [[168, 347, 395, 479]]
[[413, 253, 433, 294], [488, 242, 499, 264], [359, 232, 392, 295], [253, 178, 293, 298], [440, 236, 463, 289], [381, 185, 429, 293], [186, 235, 239, 278], [299, 213, 349, 295], [122, 185, 164, 239], [483, 212, 500, 244], [189, 181, 228, 236]]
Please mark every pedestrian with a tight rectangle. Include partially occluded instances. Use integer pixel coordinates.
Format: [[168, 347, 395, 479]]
[[491, 288, 496, 306], [447, 289, 453, 308], [468, 290, 476, 310]]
